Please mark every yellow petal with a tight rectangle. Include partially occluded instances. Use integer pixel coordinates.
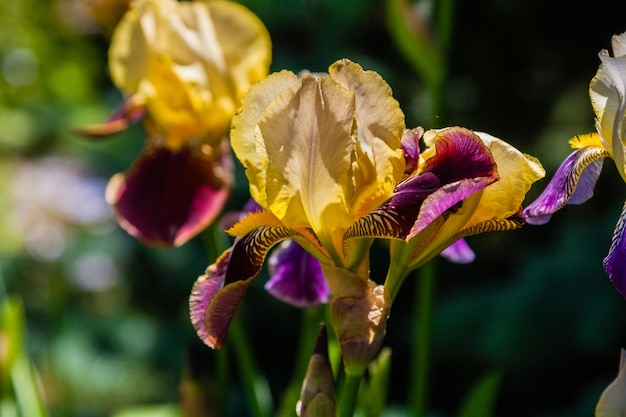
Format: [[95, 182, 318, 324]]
[[256, 74, 357, 254], [231, 70, 301, 208], [329, 59, 406, 214], [464, 131, 545, 228], [108, 0, 271, 144]]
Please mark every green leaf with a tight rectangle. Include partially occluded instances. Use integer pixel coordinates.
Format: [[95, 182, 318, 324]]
[[456, 372, 502, 417], [1, 297, 50, 417], [384, 0, 443, 89], [110, 404, 181, 417], [358, 347, 392, 417]]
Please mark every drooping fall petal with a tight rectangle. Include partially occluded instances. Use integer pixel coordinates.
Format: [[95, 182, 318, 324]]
[[603, 202, 626, 298], [345, 127, 498, 241], [523, 139, 608, 225], [266, 240, 330, 308], [106, 141, 232, 247], [189, 211, 326, 349]]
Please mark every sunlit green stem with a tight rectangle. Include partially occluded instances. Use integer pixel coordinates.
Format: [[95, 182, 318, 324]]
[[410, 260, 435, 417], [337, 371, 363, 417]]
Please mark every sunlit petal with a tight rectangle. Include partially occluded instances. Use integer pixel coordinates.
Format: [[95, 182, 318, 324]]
[[231, 70, 301, 208], [257, 74, 356, 246], [329, 59, 406, 214], [589, 33, 626, 178], [523, 144, 607, 225]]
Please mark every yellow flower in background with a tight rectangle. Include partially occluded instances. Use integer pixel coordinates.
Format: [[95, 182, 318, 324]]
[[78, 0, 271, 247]]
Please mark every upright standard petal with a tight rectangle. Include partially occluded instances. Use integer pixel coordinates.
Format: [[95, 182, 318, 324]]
[[231, 60, 406, 263], [589, 32, 626, 180], [109, 0, 272, 142], [106, 140, 233, 247]]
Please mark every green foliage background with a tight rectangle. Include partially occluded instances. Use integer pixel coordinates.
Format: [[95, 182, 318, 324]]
[[1, 0, 626, 416]]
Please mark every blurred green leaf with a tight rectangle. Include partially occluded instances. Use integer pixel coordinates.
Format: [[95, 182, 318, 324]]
[[110, 404, 181, 417], [358, 347, 392, 417], [384, 0, 443, 89], [0, 296, 50, 417], [455, 372, 501, 417]]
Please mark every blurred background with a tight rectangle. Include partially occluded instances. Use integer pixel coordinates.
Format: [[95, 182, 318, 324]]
[[1, 0, 626, 416]]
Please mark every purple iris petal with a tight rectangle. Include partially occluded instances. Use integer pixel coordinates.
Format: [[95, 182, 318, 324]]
[[523, 148, 605, 225], [266, 240, 330, 307], [189, 219, 307, 348], [109, 143, 232, 247], [407, 128, 498, 239], [604, 201, 626, 299], [440, 238, 475, 264], [346, 127, 497, 240], [401, 127, 424, 173]]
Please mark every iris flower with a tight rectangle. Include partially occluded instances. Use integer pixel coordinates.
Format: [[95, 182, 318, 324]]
[[189, 60, 544, 370], [78, 0, 271, 247], [524, 31, 626, 297]]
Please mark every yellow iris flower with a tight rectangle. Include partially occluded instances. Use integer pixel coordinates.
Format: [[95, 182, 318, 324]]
[[78, 0, 272, 247]]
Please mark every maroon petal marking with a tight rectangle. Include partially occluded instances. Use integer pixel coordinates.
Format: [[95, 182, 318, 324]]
[[523, 147, 607, 225], [346, 127, 497, 241], [189, 221, 309, 349], [108, 142, 233, 247], [604, 201, 626, 299]]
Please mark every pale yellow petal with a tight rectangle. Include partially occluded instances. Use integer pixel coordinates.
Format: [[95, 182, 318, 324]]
[[108, 0, 271, 143], [256, 75, 357, 254], [108, 0, 162, 93], [329, 59, 406, 213], [230, 70, 300, 208]]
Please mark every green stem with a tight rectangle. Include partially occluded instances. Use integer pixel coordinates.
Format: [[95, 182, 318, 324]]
[[276, 306, 327, 417], [338, 371, 363, 417], [410, 260, 435, 417], [214, 347, 230, 417], [230, 317, 273, 417]]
